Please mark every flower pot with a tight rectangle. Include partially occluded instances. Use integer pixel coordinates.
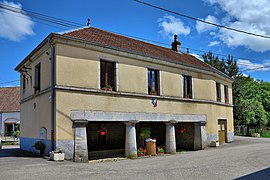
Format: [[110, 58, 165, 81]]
[[50, 152, 65, 161]]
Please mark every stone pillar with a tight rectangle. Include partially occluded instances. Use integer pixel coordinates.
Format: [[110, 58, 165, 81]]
[[165, 120, 177, 154], [124, 120, 138, 159], [194, 122, 207, 150], [73, 120, 88, 163]]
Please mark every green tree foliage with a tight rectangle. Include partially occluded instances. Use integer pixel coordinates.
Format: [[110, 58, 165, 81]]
[[202, 52, 238, 76], [202, 51, 270, 131]]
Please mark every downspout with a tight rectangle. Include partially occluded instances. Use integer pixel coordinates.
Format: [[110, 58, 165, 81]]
[[48, 37, 55, 151]]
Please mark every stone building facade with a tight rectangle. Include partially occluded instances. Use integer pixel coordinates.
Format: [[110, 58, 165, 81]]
[[15, 27, 234, 162]]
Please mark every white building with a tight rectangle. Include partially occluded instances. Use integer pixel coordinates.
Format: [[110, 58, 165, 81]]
[[0, 87, 20, 136]]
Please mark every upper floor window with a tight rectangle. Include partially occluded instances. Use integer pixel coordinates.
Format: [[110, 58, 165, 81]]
[[34, 64, 41, 93], [22, 76, 26, 90], [183, 75, 192, 99], [148, 69, 160, 95], [100, 60, 115, 91], [216, 82, 221, 102], [224, 85, 229, 104]]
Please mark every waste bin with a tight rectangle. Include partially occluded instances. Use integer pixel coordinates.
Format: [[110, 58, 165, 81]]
[[146, 141, 156, 156]]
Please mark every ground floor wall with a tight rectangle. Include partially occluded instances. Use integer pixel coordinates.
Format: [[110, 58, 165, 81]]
[[20, 92, 52, 155], [54, 90, 233, 160], [55, 90, 233, 141]]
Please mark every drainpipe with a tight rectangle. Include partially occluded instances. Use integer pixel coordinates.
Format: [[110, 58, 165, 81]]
[[48, 36, 55, 151]]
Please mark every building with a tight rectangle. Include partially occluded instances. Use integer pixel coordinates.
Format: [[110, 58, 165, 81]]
[[0, 87, 20, 137], [15, 27, 234, 162]]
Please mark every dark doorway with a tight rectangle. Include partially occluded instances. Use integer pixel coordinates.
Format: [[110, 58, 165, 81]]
[[136, 122, 166, 147], [86, 122, 125, 160], [176, 123, 194, 151]]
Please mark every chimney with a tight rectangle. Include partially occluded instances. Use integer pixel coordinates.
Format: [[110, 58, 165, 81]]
[[87, 18, 91, 26], [171, 35, 181, 52]]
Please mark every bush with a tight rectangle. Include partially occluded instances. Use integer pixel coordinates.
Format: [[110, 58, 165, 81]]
[[33, 141, 46, 155], [261, 130, 270, 138]]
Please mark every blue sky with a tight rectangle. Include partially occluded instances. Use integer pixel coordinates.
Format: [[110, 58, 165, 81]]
[[0, 0, 270, 87]]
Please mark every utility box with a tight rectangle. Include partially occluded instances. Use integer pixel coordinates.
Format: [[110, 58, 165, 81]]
[[146, 142, 156, 156]]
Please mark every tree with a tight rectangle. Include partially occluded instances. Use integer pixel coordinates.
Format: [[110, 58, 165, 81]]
[[202, 51, 270, 134], [226, 55, 239, 78]]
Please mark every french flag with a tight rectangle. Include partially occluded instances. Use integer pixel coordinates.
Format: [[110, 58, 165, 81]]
[[152, 98, 158, 108]]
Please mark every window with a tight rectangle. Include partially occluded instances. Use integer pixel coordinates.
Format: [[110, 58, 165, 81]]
[[148, 69, 160, 95], [216, 82, 221, 102], [224, 85, 229, 104], [100, 60, 115, 91], [183, 75, 192, 99], [34, 64, 41, 93], [22, 76, 26, 90]]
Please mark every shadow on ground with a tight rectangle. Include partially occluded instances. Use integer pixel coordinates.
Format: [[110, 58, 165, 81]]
[[0, 147, 40, 158], [235, 167, 270, 180]]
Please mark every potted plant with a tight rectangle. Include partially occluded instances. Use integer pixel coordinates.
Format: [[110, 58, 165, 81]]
[[33, 141, 46, 155], [140, 128, 151, 140], [50, 148, 65, 161], [150, 90, 157, 95], [137, 147, 146, 157], [102, 85, 113, 91], [157, 146, 165, 155]]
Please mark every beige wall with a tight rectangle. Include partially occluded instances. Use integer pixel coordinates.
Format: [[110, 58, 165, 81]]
[[55, 43, 232, 102], [161, 71, 182, 97], [55, 91, 233, 140], [193, 79, 216, 101], [20, 47, 51, 99], [118, 63, 147, 93], [20, 92, 51, 139]]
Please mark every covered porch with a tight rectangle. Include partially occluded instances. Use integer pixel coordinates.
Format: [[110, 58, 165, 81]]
[[70, 111, 207, 162]]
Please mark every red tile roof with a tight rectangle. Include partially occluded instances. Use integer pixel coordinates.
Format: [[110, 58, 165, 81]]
[[63, 27, 228, 78], [0, 87, 20, 112]]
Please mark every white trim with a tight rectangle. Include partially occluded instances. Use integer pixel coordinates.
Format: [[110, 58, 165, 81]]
[[115, 62, 119, 92], [145, 68, 148, 94], [97, 60, 100, 89], [159, 70, 162, 95], [181, 75, 184, 98], [192, 77, 194, 99]]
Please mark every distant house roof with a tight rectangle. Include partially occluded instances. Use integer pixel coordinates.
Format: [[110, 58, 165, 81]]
[[0, 87, 20, 112], [62, 27, 230, 79]]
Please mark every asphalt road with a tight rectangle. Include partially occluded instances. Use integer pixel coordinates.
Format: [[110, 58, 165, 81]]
[[0, 136, 270, 180]]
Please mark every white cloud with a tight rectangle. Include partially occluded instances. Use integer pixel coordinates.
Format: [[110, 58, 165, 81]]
[[158, 15, 190, 39], [204, 0, 270, 52], [238, 59, 270, 72], [0, 1, 34, 41], [196, 15, 218, 33], [208, 41, 220, 47]]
